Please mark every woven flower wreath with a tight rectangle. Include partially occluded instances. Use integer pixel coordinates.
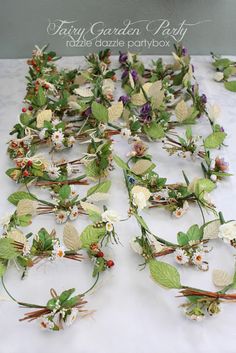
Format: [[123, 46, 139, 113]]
[[0, 44, 235, 330]]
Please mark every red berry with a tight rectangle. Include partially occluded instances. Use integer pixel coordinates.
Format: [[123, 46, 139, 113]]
[[96, 251, 104, 258], [106, 260, 114, 268], [36, 67, 40, 72], [48, 56, 52, 61], [23, 170, 30, 177], [28, 106, 33, 111], [27, 160, 33, 167], [44, 83, 50, 89], [22, 107, 27, 113], [31, 59, 36, 67]]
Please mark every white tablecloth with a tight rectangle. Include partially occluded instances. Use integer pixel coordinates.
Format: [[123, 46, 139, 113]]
[[0, 55, 236, 353]]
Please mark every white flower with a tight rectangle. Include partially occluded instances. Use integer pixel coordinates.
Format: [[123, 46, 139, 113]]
[[55, 210, 68, 224], [210, 174, 217, 182], [208, 104, 221, 123], [131, 186, 151, 210], [69, 205, 79, 221], [64, 308, 78, 327], [130, 237, 143, 255], [192, 251, 204, 266], [51, 129, 64, 144], [218, 221, 236, 243], [106, 222, 113, 232], [39, 128, 47, 140], [173, 208, 185, 218], [46, 165, 61, 180], [174, 248, 189, 265], [70, 186, 78, 198], [121, 128, 131, 139], [214, 72, 224, 82], [39, 316, 54, 330], [54, 246, 65, 259], [102, 210, 120, 223]]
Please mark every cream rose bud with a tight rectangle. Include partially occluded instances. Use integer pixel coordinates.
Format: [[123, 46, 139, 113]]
[[130, 238, 142, 255], [131, 185, 151, 210], [214, 72, 224, 82], [101, 210, 120, 223], [208, 104, 221, 123], [218, 221, 236, 243]]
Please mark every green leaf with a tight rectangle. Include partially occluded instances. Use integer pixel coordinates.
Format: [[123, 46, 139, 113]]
[[113, 155, 129, 171], [59, 185, 71, 200], [88, 210, 102, 222], [224, 81, 236, 92], [213, 58, 231, 70], [143, 122, 165, 139], [186, 224, 202, 241], [87, 180, 111, 197], [149, 259, 181, 289], [20, 113, 31, 126], [34, 86, 47, 107], [17, 214, 32, 227], [204, 131, 226, 149], [8, 191, 36, 206], [177, 232, 189, 246], [59, 288, 75, 304], [80, 225, 106, 248], [195, 178, 216, 196], [91, 101, 108, 122], [0, 238, 19, 260]]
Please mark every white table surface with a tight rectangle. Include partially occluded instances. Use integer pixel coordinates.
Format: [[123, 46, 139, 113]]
[[0, 55, 236, 353]]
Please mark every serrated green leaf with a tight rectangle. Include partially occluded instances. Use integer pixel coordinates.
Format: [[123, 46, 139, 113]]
[[0, 238, 19, 260], [177, 232, 189, 246], [195, 178, 216, 196], [204, 131, 226, 149], [59, 185, 71, 200], [224, 81, 236, 92], [20, 113, 31, 126], [59, 288, 75, 304], [149, 259, 181, 289], [8, 192, 36, 206], [87, 180, 111, 197], [186, 224, 202, 241], [91, 101, 108, 122], [80, 225, 106, 248], [213, 58, 231, 70], [143, 122, 165, 139]]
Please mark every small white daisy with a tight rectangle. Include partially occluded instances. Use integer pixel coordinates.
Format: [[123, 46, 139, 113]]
[[46, 165, 61, 180], [174, 248, 189, 265], [192, 251, 204, 266], [51, 129, 64, 144], [55, 210, 68, 224], [69, 205, 79, 220], [106, 222, 113, 232]]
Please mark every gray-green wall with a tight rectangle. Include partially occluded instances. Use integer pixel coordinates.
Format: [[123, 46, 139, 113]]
[[0, 0, 236, 58]]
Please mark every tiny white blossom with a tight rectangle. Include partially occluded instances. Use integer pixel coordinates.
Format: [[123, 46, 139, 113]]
[[55, 210, 68, 224], [39, 316, 54, 330], [69, 205, 79, 220], [174, 248, 189, 264], [46, 165, 61, 180], [120, 128, 131, 139], [192, 251, 204, 266], [51, 129, 64, 144], [106, 222, 114, 232]]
